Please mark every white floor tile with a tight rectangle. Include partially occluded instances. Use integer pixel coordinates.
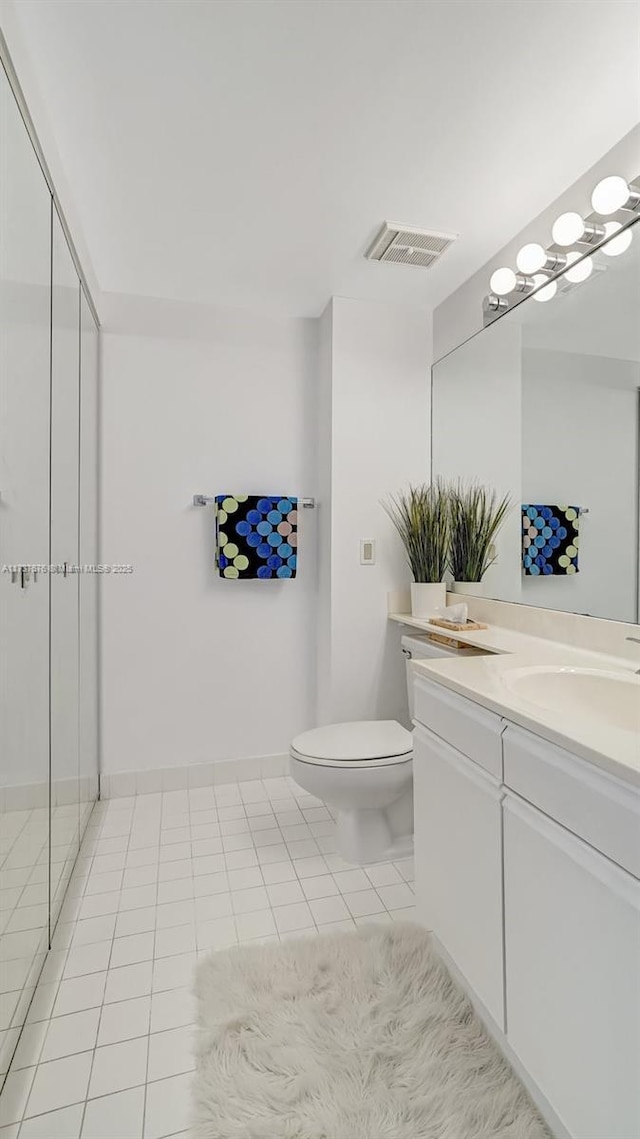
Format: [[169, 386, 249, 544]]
[[222, 849, 258, 871], [103, 962, 153, 1005], [155, 900, 194, 930], [157, 879, 194, 906], [97, 995, 151, 1047], [300, 874, 339, 901], [286, 839, 319, 860], [230, 886, 269, 915], [88, 1036, 148, 1099], [154, 924, 196, 959], [25, 1051, 92, 1117], [40, 1008, 100, 1062], [332, 869, 371, 894], [118, 885, 157, 912], [150, 988, 195, 1034], [260, 861, 296, 885], [152, 953, 197, 993], [221, 833, 254, 853], [53, 973, 106, 1018], [194, 894, 232, 922], [147, 1026, 195, 1082], [158, 860, 193, 885], [63, 941, 112, 980], [308, 895, 350, 925], [292, 856, 328, 879], [144, 1072, 192, 1139], [9, 1021, 47, 1071], [375, 882, 415, 910], [81, 1086, 145, 1139], [343, 889, 385, 918], [114, 908, 156, 938], [20, 1102, 84, 1139], [393, 858, 415, 882], [196, 917, 237, 951], [364, 863, 403, 888], [110, 931, 155, 969], [235, 909, 277, 942], [272, 901, 314, 933], [71, 915, 117, 948], [265, 880, 305, 908], [255, 844, 289, 865]]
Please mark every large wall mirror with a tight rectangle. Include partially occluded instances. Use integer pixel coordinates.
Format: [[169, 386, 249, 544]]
[[432, 217, 640, 623]]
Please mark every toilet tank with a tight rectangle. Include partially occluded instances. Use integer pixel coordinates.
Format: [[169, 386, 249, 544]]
[[401, 632, 480, 722]]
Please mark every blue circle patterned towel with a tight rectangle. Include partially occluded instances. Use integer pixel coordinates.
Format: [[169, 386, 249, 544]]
[[521, 504, 580, 576], [215, 495, 298, 579]]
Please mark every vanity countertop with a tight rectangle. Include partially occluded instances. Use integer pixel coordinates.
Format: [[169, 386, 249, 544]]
[[405, 625, 640, 787]]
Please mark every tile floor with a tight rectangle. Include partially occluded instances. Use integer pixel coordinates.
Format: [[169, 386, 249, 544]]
[[0, 776, 415, 1138]]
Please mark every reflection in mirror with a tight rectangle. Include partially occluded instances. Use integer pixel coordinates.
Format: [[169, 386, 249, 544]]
[[433, 218, 640, 623], [0, 63, 51, 1078]]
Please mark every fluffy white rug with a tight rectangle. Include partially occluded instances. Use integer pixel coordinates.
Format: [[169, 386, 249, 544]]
[[193, 922, 550, 1139]]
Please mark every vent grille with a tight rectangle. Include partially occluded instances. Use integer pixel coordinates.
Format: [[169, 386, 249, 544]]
[[365, 222, 457, 269]]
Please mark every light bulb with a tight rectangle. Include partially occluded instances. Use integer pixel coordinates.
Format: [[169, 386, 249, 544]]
[[564, 252, 593, 283], [489, 267, 516, 296], [516, 243, 547, 274], [532, 274, 557, 303], [602, 221, 634, 256], [591, 175, 631, 216], [552, 212, 586, 246]]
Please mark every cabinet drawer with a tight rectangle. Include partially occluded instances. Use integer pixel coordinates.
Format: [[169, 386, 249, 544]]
[[503, 725, 640, 879], [413, 674, 504, 779]]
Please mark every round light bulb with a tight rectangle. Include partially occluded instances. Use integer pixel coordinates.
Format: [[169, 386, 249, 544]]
[[602, 221, 633, 257], [516, 243, 547, 274], [552, 212, 585, 246], [591, 175, 630, 216], [489, 267, 517, 296], [532, 274, 557, 303], [564, 252, 593, 283]]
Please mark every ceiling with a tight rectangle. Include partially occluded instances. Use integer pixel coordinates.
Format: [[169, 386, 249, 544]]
[[6, 0, 640, 318]]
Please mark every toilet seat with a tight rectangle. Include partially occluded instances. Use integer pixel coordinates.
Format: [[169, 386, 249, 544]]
[[291, 720, 413, 769]]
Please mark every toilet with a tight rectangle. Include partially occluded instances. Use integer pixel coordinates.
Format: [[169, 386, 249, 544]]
[[290, 633, 468, 864]]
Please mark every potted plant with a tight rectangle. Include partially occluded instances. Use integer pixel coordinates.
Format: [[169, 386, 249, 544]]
[[383, 481, 450, 618], [449, 482, 511, 595]]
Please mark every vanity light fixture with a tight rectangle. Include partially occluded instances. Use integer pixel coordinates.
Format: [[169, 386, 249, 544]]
[[516, 242, 567, 275], [483, 170, 639, 324], [601, 221, 634, 257], [489, 267, 533, 296], [551, 211, 605, 247], [563, 252, 593, 283], [531, 275, 557, 302], [591, 175, 640, 216]]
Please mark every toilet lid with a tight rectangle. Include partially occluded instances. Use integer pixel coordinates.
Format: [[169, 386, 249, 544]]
[[291, 720, 413, 763]]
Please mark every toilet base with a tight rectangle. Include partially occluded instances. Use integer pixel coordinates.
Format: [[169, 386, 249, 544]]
[[335, 808, 413, 865]]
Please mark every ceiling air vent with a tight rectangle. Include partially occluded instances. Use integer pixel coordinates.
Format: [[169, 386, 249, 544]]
[[365, 222, 457, 269]]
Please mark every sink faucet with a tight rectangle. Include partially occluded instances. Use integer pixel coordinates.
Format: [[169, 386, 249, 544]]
[[625, 636, 640, 673]]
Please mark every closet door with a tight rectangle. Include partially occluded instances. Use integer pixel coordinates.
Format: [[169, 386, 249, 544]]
[[49, 209, 80, 922], [0, 63, 51, 1080], [79, 289, 99, 827]]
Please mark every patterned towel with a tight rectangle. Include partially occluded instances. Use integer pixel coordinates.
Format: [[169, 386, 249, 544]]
[[522, 504, 581, 576], [215, 496, 298, 579]]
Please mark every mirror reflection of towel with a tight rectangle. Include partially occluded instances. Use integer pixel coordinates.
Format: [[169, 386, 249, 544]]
[[215, 495, 298, 579], [522, 504, 581, 576]]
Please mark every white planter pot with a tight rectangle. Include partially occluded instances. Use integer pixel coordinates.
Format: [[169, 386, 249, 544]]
[[451, 581, 485, 596], [410, 582, 447, 619]]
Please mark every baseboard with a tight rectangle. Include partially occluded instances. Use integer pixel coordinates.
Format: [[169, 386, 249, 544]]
[[100, 752, 290, 799]]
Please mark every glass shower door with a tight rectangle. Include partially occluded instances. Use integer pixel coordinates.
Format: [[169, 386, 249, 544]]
[[49, 208, 81, 925], [0, 62, 52, 1080]]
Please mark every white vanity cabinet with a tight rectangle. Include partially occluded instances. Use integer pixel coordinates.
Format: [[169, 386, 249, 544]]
[[413, 722, 505, 1028], [412, 671, 640, 1139], [503, 793, 640, 1139]]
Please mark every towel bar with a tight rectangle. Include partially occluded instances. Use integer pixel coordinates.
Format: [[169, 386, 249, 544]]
[[192, 495, 316, 509]]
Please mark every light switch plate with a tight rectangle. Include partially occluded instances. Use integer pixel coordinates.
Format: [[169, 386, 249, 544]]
[[360, 539, 375, 565]]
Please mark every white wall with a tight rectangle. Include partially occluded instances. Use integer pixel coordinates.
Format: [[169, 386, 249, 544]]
[[317, 297, 432, 728], [100, 308, 319, 778], [521, 348, 639, 621], [432, 320, 522, 601]]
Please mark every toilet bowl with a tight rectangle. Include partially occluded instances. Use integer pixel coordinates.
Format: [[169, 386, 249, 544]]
[[290, 632, 473, 864], [290, 720, 413, 864]]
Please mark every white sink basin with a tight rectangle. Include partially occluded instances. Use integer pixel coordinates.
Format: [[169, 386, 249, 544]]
[[502, 666, 640, 733]]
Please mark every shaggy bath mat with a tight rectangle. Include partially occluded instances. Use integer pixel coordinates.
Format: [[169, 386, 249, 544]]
[[193, 922, 550, 1139]]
